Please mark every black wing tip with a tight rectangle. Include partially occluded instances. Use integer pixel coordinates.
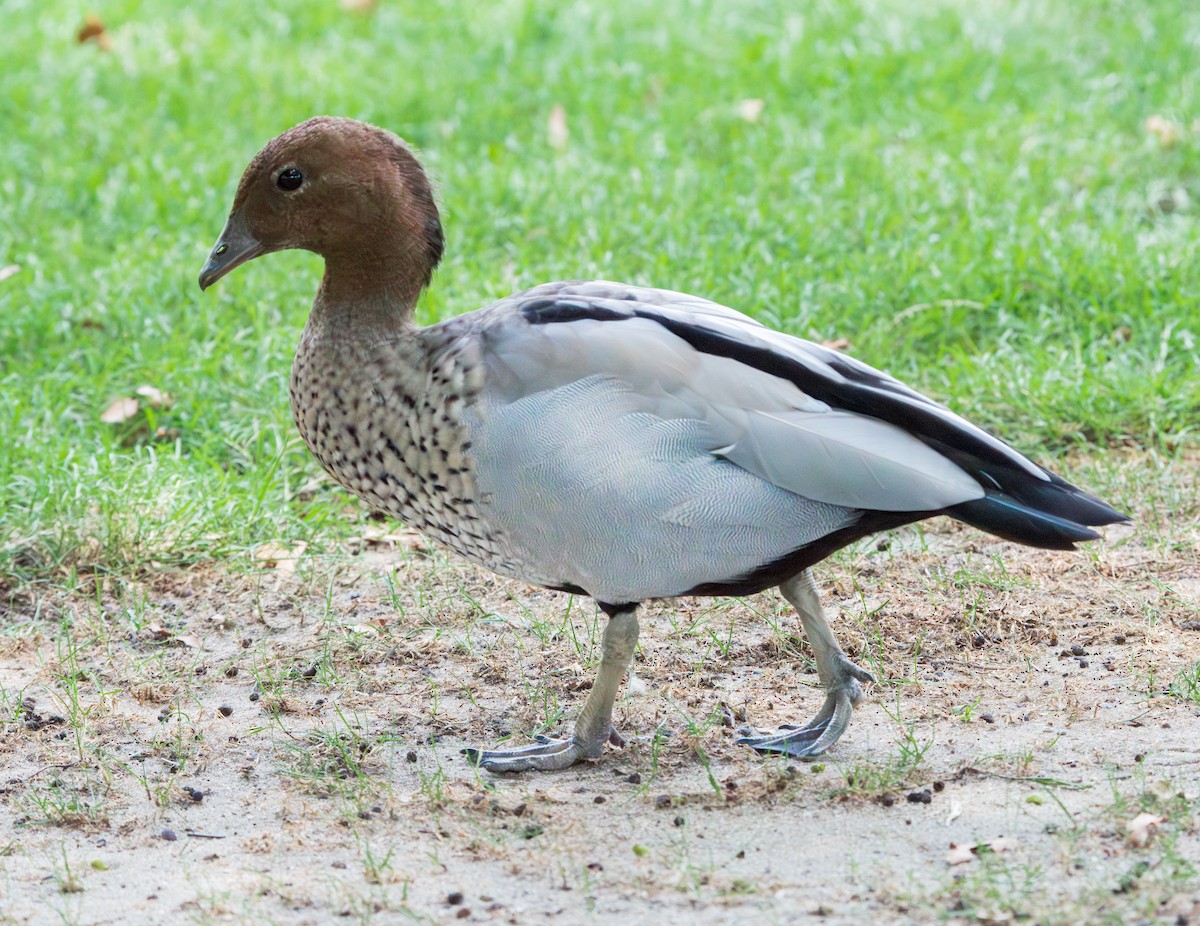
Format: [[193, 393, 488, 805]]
[[948, 495, 1128, 551]]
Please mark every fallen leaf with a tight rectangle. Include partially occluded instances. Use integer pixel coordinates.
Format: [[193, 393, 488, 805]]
[[100, 396, 140, 424], [1145, 115, 1183, 148], [987, 837, 1019, 854], [1126, 812, 1167, 848], [254, 541, 309, 574], [945, 836, 1016, 866], [77, 13, 114, 51], [737, 98, 765, 123], [548, 104, 569, 151], [175, 633, 201, 649], [360, 524, 427, 551], [144, 621, 171, 640], [0, 265, 18, 283], [821, 337, 852, 352], [135, 384, 174, 409]]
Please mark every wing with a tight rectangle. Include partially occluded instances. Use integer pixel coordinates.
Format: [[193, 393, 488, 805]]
[[475, 280, 991, 512], [453, 280, 1123, 601]]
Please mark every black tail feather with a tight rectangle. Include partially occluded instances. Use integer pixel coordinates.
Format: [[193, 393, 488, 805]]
[[948, 481, 1127, 551]]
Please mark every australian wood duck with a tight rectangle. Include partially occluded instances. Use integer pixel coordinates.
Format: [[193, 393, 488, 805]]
[[199, 117, 1126, 772]]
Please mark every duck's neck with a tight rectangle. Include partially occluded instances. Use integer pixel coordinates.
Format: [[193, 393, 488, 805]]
[[308, 252, 427, 337]]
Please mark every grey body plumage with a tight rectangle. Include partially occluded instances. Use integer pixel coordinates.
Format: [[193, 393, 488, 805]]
[[201, 118, 1127, 773]]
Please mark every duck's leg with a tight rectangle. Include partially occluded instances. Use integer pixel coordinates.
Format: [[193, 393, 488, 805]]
[[735, 568, 873, 759], [465, 603, 639, 773]]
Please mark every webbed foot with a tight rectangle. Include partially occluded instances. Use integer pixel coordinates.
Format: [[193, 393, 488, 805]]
[[735, 657, 873, 758], [463, 734, 595, 773]]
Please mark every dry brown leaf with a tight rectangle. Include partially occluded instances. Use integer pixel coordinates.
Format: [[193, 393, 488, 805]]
[[988, 837, 1019, 854], [254, 541, 309, 573], [144, 621, 171, 640], [360, 524, 426, 551], [945, 836, 1017, 866], [737, 98, 765, 123], [1126, 812, 1167, 848], [135, 384, 174, 409], [0, 265, 18, 283], [77, 13, 113, 51], [175, 633, 201, 649], [821, 337, 852, 352], [100, 396, 140, 424], [548, 104, 569, 151], [1145, 115, 1183, 148]]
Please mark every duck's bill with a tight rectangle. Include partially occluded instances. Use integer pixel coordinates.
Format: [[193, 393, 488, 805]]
[[198, 211, 264, 290]]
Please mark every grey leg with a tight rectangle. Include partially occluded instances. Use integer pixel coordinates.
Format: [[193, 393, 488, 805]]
[[735, 568, 873, 759], [465, 605, 640, 773]]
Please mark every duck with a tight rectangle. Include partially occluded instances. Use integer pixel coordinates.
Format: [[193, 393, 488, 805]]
[[199, 116, 1126, 773]]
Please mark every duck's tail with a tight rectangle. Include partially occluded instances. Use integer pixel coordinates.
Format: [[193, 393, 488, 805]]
[[946, 470, 1127, 550]]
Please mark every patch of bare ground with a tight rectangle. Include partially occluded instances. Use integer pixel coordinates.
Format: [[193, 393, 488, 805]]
[[1, 475, 1198, 924]]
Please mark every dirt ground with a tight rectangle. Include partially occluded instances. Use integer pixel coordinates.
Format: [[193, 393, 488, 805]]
[[2, 502, 1199, 924]]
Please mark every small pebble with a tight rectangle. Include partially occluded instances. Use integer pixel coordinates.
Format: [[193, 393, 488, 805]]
[[1070, 644, 1087, 656], [981, 713, 995, 724], [654, 794, 672, 808], [224, 666, 239, 678], [933, 781, 945, 792], [880, 794, 896, 807], [673, 815, 685, 826], [1114, 633, 1127, 644], [447, 892, 464, 905], [593, 796, 606, 805], [161, 829, 177, 841], [1078, 659, 1089, 668], [217, 705, 233, 717], [626, 773, 642, 785], [1181, 621, 1200, 631], [183, 787, 204, 803], [249, 691, 260, 702], [906, 789, 933, 805], [406, 751, 417, 763], [456, 910, 470, 920]]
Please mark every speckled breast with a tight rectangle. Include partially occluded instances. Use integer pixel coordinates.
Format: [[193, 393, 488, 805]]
[[289, 327, 520, 576]]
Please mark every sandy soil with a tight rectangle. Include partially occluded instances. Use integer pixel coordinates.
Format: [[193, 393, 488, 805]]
[[2, 512, 1199, 925]]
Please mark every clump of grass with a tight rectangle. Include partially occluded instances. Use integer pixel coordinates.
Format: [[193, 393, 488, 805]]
[[1167, 661, 1200, 705]]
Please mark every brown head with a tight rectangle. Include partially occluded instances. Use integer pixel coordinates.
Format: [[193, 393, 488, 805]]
[[199, 117, 444, 311]]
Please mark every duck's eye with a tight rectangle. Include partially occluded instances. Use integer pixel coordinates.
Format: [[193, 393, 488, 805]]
[[277, 167, 303, 191]]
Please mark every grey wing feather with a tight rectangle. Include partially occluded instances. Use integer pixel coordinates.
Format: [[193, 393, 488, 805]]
[[476, 284, 988, 511]]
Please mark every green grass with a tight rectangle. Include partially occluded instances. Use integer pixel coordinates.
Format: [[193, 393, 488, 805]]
[[1, 0, 1198, 584]]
